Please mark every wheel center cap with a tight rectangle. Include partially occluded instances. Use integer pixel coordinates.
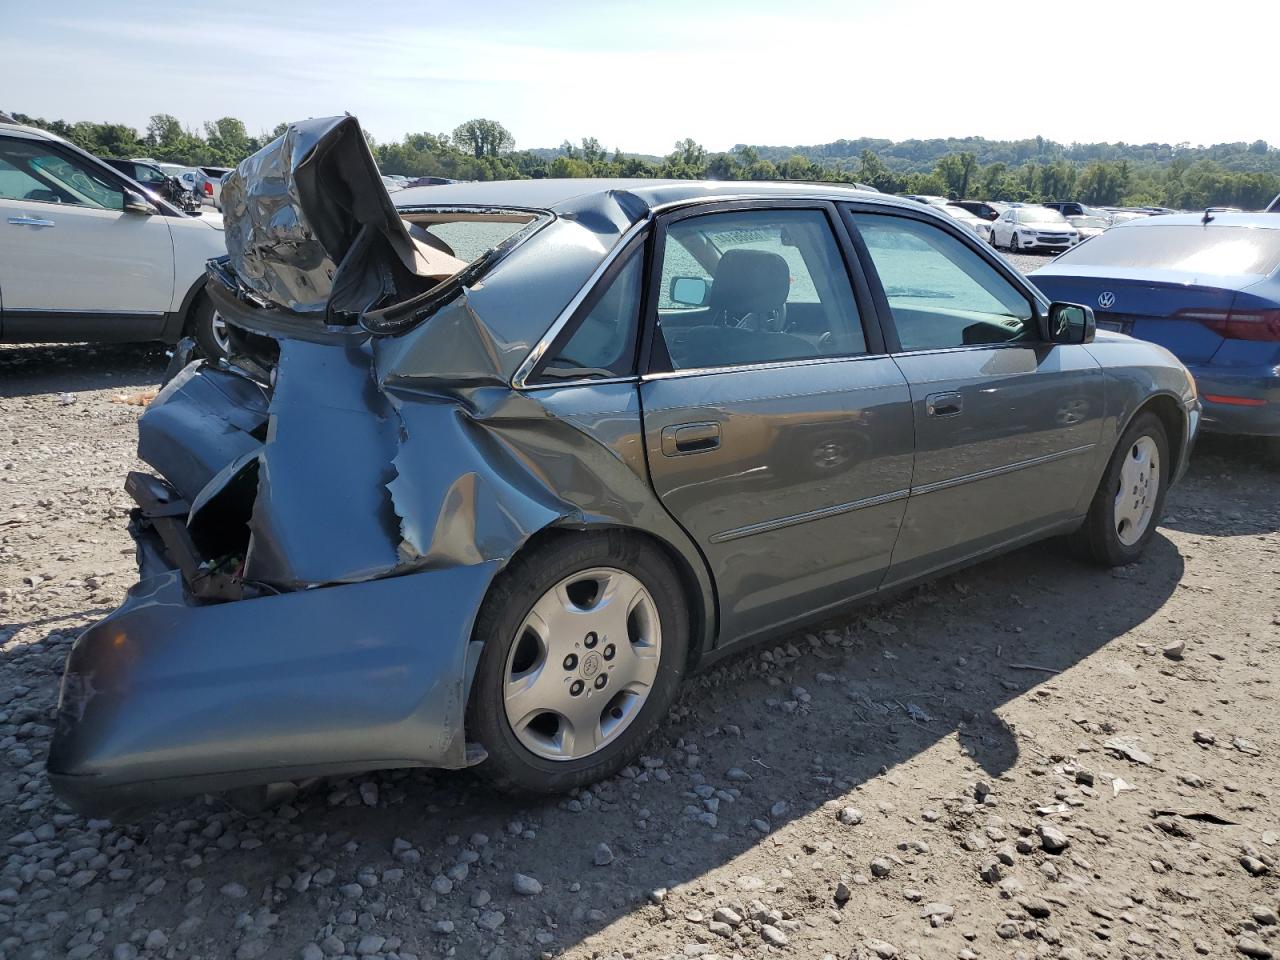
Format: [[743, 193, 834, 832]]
[[580, 652, 602, 679]]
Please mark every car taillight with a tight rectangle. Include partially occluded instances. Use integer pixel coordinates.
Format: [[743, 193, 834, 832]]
[[1174, 307, 1280, 342], [204, 181, 213, 196]]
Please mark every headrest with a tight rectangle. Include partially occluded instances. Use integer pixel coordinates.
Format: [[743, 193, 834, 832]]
[[707, 249, 791, 317]]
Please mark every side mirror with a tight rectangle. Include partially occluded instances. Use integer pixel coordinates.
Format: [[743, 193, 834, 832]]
[[123, 190, 158, 215], [1046, 302, 1095, 345], [669, 276, 709, 307]]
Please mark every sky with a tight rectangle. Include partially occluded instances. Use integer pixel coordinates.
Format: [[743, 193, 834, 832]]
[[2, 0, 1276, 156]]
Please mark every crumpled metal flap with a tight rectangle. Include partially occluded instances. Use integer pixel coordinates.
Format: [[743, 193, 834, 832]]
[[220, 115, 463, 318], [137, 362, 268, 502]]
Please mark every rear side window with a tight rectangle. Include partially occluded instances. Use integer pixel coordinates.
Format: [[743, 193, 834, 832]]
[[1054, 224, 1280, 275], [536, 251, 643, 381]]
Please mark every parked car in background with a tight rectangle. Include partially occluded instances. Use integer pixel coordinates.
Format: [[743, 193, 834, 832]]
[[949, 200, 1008, 221], [940, 202, 994, 242], [902, 194, 949, 206], [1067, 215, 1109, 240], [1105, 209, 1149, 225], [1033, 212, 1280, 438], [100, 157, 199, 212], [158, 162, 200, 196], [0, 123, 230, 358], [1042, 201, 1110, 219], [45, 115, 1199, 816], [991, 206, 1080, 253], [381, 175, 405, 192], [407, 175, 458, 187], [194, 165, 233, 209]]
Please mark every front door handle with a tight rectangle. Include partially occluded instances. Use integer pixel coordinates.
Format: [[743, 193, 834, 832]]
[[8, 216, 56, 228], [926, 391, 964, 417], [661, 421, 721, 456]]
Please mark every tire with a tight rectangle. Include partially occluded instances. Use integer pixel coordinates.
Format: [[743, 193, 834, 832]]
[[188, 293, 232, 362], [1070, 411, 1170, 566], [1007, 230, 1019, 252], [467, 531, 689, 794]]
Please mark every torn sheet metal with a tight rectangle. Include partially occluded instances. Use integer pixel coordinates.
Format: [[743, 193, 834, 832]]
[[219, 115, 463, 319], [137, 361, 268, 501], [47, 535, 499, 816], [244, 338, 403, 586]]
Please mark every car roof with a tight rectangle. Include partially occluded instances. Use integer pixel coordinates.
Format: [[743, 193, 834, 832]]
[[0, 122, 67, 144], [1110, 211, 1280, 230], [391, 177, 905, 222]]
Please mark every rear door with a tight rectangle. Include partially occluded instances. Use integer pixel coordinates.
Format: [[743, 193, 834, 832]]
[[639, 201, 915, 646], [845, 206, 1105, 584], [0, 134, 175, 339]]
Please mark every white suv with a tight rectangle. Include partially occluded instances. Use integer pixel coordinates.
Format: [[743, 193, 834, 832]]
[[0, 122, 231, 358]]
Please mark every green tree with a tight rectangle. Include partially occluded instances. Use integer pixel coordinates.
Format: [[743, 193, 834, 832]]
[[452, 119, 515, 158]]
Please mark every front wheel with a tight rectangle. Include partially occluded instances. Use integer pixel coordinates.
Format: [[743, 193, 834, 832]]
[[1070, 411, 1170, 566], [188, 294, 232, 362], [467, 532, 689, 794]]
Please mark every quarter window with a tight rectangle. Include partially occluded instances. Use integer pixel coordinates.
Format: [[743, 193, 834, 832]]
[[852, 213, 1035, 351], [537, 249, 643, 381], [655, 209, 866, 371]]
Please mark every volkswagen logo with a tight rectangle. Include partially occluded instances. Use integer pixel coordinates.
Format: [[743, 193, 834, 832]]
[[1097, 291, 1116, 309]]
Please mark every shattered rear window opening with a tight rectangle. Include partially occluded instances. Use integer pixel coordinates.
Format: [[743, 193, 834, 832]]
[[359, 208, 551, 335]]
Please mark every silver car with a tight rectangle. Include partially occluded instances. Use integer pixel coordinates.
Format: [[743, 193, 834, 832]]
[[48, 117, 1200, 815]]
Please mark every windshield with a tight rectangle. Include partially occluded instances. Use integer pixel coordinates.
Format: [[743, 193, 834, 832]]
[[1053, 224, 1280, 275], [1017, 207, 1069, 224], [1069, 216, 1108, 228]]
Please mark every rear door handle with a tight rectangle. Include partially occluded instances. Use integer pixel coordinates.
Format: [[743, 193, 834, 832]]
[[926, 391, 964, 417], [661, 421, 721, 456], [8, 216, 55, 227]]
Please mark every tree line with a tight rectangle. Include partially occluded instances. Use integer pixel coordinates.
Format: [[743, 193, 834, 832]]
[[9, 110, 1279, 210]]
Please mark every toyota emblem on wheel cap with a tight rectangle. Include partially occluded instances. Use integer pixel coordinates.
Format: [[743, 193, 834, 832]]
[[1098, 291, 1116, 309]]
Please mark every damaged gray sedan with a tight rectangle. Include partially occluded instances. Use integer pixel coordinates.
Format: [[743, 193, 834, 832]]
[[48, 117, 1200, 815]]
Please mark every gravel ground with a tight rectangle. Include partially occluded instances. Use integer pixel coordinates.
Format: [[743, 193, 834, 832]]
[[2, 250, 1278, 960]]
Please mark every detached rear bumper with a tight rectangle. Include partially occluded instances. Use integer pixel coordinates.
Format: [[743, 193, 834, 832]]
[[47, 523, 498, 818], [1188, 364, 1280, 437]]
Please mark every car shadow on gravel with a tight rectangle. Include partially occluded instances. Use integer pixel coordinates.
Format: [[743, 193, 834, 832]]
[[1162, 434, 1280, 537], [0, 342, 168, 397], [135, 532, 1183, 956]]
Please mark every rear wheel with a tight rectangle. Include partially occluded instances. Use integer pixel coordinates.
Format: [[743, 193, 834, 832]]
[[1070, 411, 1170, 566], [188, 294, 231, 362], [467, 532, 689, 793]]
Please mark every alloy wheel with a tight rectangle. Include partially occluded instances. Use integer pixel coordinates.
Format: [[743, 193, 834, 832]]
[[503, 567, 661, 761], [1114, 436, 1159, 546], [209, 310, 231, 356]]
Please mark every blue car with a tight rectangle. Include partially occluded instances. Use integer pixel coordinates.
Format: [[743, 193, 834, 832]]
[[1033, 213, 1280, 437]]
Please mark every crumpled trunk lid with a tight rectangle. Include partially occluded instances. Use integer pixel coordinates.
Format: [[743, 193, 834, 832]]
[[211, 115, 464, 339]]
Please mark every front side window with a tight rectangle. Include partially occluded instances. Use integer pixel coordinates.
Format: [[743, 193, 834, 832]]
[[0, 139, 123, 209], [852, 213, 1035, 351], [655, 208, 866, 371], [537, 249, 643, 381]]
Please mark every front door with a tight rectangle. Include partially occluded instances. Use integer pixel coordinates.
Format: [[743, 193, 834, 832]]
[[846, 208, 1105, 585], [639, 203, 915, 645], [0, 134, 175, 339]]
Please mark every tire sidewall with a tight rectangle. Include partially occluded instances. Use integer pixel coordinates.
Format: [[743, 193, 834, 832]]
[[467, 532, 689, 793], [189, 294, 230, 362], [1094, 412, 1171, 564]]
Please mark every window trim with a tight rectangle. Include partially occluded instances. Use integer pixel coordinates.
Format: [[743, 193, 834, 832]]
[[641, 198, 886, 378], [839, 202, 1051, 356]]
